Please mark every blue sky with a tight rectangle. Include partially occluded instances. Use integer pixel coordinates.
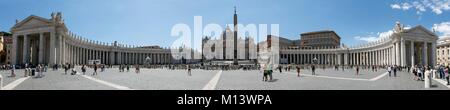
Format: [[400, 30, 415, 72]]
[[1, 0, 450, 47]]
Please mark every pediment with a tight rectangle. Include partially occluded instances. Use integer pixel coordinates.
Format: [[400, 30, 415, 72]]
[[403, 25, 439, 40], [11, 15, 52, 31]]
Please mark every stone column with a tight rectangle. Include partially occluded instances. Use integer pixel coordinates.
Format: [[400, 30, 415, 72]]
[[56, 34, 62, 65], [76, 47, 79, 65], [327, 54, 330, 65], [117, 52, 121, 64], [11, 35, 18, 65], [386, 47, 394, 65], [373, 51, 375, 65], [423, 42, 428, 66], [401, 39, 406, 66], [38, 33, 45, 64], [382, 50, 384, 65], [109, 52, 114, 65], [411, 41, 415, 67], [61, 35, 66, 64], [368, 52, 371, 66], [352, 53, 355, 65], [361, 52, 364, 65], [376, 51, 378, 65], [66, 45, 69, 64], [344, 53, 348, 65], [391, 47, 394, 65], [395, 43, 399, 65], [84, 48, 87, 63], [336, 54, 340, 65], [79, 47, 82, 64], [123, 52, 126, 64], [83, 48, 86, 64], [74, 46, 77, 64], [365, 52, 368, 65], [133, 53, 136, 64], [367, 52, 369, 65], [87, 49, 90, 61], [64, 44, 70, 63], [22, 35, 29, 64], [373, 51, 376, 65], [431, 42, 436, 66], [377, 51, 380, 65], [305, 54, 307, 64]]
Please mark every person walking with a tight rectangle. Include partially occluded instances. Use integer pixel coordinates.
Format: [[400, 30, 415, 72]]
[[118, 65, 122, 72], [356, 66, 360, 76], [267, 62, 273, 81], [393, 65, 398, 77], [296, 65, 301, 77], [81, 65, 86, 75], [262, 64, 268, 82], [36, 64, 42, 78], [44, 65, 48, 72], [10, 65, 16, 77], [64, 64, 69, 75], [445, 66, 449, 85], [126, 65, 130, 72], [278, 65, 282, 73], [311, 65, 316, 75], [440, 65, 445, 79], [135, 64, 140, 74], [25, 66, 29, 77], [101, 65, 105, 72], [417, 66, 423, 81], [93, 63, 98, 76], [412, 66, 419, 81], [387, 66, 392, 77], [424, 66, 432, 88], [187, 65, 192, 76]]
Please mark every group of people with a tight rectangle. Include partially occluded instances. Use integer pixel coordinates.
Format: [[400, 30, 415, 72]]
[[118, 64, 140, 74], [386, 65, 399, 77], [119, 64, 131, 72], [8, 63, 47, 78], [411, 65, 450, 85], [62, 63, 103, 76], [436, 65, 450, 85]]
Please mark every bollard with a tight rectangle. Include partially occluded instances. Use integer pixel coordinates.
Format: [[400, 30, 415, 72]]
[[0, 74, 3, 90]]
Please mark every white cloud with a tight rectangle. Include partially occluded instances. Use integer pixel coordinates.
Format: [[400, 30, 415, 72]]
[[354, 30, 394, 42], [354, 36, 379, 42], [433, 22, 450, 38], [391, 4, 401, 9], [390, 0, 450, 15]]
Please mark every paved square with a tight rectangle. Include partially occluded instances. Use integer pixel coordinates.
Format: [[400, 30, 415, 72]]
[[1, 67, 449, 90]]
